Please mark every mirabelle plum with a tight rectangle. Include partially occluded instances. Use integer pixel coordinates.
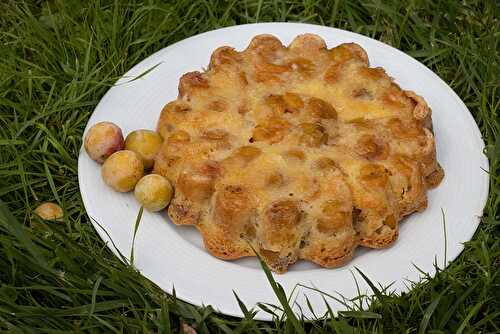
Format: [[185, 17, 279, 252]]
[[299, 123, 328, 147], [124, 130, 163, 169], [101, 150, 144, 192], [134, 174, 173, 212], [84, 122, 124, 163], [33, 202, 63, 221]]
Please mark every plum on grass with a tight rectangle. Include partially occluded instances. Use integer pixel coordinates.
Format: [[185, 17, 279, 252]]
[[33, 202, 63, 221]]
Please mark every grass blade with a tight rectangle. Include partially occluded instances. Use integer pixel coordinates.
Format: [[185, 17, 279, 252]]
[[130, 206, 144, 266], [418, 289, 447, 334], [256, 253, 305, 334]]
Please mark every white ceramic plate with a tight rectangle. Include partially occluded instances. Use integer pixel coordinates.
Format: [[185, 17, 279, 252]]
[[78, 23, 489, 321]]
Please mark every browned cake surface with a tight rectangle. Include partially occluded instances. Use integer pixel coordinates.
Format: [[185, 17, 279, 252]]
[[153, 34, 444, 273]]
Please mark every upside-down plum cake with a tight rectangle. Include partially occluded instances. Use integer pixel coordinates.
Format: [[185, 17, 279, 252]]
[[153, 34, 444, 273]]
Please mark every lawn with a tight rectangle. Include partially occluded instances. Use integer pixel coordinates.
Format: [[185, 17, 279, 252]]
[[0, 0, 498, 332]]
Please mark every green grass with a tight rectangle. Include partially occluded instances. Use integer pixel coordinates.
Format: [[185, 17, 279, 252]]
[[0, 0, 499, 332]]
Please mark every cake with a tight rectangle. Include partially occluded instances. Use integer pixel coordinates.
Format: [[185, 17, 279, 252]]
[[153, 34, 444, 273]]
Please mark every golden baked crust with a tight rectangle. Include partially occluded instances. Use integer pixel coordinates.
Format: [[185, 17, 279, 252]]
[[154, 34, 444, 273]]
